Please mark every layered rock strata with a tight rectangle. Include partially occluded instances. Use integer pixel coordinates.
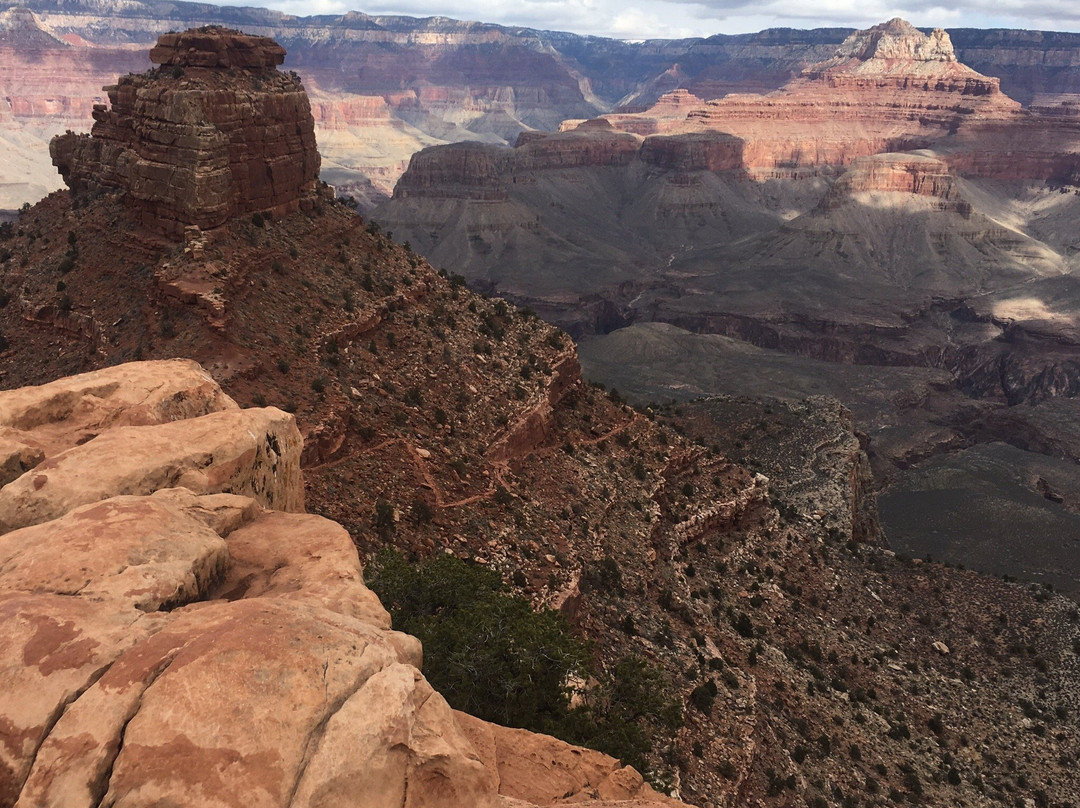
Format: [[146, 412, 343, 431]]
[[617, 19, 1023, 174], [0, 360, 683, 808], [388, 19, 1035, 205], [49, 27, 320, 235], [820, 152, 970, 212], [394, 122, 640, 200]]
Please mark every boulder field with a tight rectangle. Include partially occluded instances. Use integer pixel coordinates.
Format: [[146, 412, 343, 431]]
[[0, 359, 684, 808]]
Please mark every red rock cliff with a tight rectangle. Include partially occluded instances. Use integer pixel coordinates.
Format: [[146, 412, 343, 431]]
[[49, 27, 320, 235], [597, 19, 1023, 176]]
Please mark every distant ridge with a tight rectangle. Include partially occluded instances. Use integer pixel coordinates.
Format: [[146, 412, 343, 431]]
[[2, 0, 1080, 209]]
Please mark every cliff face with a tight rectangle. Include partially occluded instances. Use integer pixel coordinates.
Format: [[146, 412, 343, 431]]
[[950, 27, 1080, 106], [819, 152, 969, 211], [394, 123, 641, 200], [638, 133, 744, 172], [49, 28, 320, 234], [642, 21, 1022, 175], [388, 20, 1032, 204]]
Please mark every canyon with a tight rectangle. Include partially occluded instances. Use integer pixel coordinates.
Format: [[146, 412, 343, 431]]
[[2, 26, 1080, 807], [373, 19, 1080, 596], [5, 1, 1080, 210]]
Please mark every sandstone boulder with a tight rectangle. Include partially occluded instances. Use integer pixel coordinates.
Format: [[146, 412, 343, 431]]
[[0, 593, 167, 807], [212, 509, 395, 630], [0, 406, 303, 534], [456, 712, 683, 806], [0, 438, 43, 489], [17, 599, 427, 808], [0, 359, 237, 468], [291, 663, 498, 808], [0, 489, 255, 610]]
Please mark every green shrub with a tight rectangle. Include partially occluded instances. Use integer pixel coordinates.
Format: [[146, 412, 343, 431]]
[[366, 550, 587, 730], [690, 680, 717, 714], [366, 551, 681, 782], [373, 499, 396, 538], [566, 654, 683, 778], [410, 497, 433, 525], [581, 557, 623, 595]]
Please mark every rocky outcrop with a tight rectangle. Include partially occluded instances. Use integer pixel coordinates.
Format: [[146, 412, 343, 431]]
[[0, 360, 684, 808], [639, 132, 744, 172], [821, 152, 971, 212], [938, 119, 1080, 182], [455, 711, 684, 806], [949, 28, 1080, 107], [49, 27, 320, 235], [395, 141, 511, 201], [394, 123, 639, 201], [825, 18, 956, 64], [669, 21, 1021, 174], [512, 121, 640, 171], [390, 18, 1035, 207], [0, 405, 305, 533], [0, 358, 236, 465], [148, 28, 285, 69]]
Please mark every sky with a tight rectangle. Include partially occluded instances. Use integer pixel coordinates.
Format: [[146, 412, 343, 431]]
[[245, 0, 1080, 41]]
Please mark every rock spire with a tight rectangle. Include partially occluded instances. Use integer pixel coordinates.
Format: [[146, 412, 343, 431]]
[[50, 26, 320, 235]]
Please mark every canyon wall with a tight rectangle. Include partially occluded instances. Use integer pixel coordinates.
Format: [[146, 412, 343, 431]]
[[6, 1, 1080, 209]]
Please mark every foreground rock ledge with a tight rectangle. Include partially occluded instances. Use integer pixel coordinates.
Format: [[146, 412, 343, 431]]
[[0, 360, 685, 808]]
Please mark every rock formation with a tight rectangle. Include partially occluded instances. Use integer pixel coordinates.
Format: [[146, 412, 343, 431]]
[[385, 19, 1036, 211], [8, 1, 1080, 210], [819, 152, 970, 212], [395, 122, 641, 201], [806, 18, 963, 76], [0, 360, 684, 808], [615, 20, 1022, 175], [49, 27, 320, 234], [638, 132, 744, 173]]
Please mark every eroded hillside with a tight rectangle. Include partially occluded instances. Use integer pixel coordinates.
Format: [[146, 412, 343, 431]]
[[374, 20, 1080, 598]]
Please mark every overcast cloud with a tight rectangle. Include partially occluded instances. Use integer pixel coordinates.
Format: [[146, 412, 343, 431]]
[[253, 0, 1080, 41]]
